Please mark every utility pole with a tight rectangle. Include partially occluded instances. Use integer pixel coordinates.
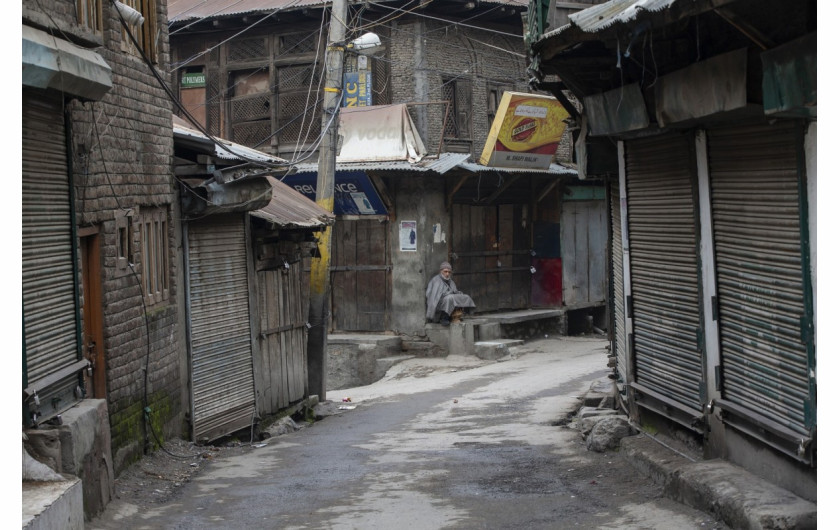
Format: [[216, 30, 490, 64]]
[[307, 0, 347, 401]]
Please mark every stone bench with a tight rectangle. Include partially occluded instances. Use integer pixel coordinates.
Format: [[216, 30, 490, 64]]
[[424, 308, 567, 356]]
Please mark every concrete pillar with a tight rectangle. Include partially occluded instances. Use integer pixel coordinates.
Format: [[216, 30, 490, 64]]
[[448, 322, 474, 356]]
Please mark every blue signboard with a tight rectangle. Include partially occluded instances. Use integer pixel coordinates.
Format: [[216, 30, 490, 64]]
[[281, 171, 388, 216], [343, 71, 372, 107]]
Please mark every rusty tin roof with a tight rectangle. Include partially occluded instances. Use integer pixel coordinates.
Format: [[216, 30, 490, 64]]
[[251, 177, 335, 228]]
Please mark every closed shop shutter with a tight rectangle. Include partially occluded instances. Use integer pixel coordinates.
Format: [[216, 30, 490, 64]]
[[22, 89, 81, 421], [625, 134, 704, 427], [707, 123, 813, 456], [610, 181, 627, 389], [188, 215, 256, 442]]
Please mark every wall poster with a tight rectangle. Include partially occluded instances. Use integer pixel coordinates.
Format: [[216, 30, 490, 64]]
[[400, 221, 417, 252]]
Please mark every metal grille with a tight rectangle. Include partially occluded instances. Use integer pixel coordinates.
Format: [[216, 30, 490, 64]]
[[708, 123, 811, 438], [625, 133, 704, 417], [22, 89, 81, 420], [188, 214, 256, 442], [228, 37, 268, 62], [610, 180, 627, 387], [371, 56, 390, 105], [230, 93, 271, 122]]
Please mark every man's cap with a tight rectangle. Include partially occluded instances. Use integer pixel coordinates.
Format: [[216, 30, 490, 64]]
[[440, 261, 452, 271]]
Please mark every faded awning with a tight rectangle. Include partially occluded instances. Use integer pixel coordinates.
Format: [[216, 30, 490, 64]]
[[337, 104, 427, 163], [22, 25, 112, 101]]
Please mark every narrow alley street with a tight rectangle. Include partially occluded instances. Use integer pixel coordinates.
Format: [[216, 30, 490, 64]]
[[88, 337, 725, 529]]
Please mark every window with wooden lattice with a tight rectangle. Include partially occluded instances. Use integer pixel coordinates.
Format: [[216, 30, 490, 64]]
[[228, 68, 272, 148], [274, 63, 323, 148], [442, 78, 473, 152]]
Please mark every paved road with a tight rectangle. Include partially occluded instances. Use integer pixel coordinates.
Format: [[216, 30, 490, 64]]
[[89, 337, 726, 529]]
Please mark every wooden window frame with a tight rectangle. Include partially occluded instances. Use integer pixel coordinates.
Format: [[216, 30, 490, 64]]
[[139, 207, 170, 307], [77, 0, 103, 34], [115, 208, 134, 272], [120, 0, 159, 63]]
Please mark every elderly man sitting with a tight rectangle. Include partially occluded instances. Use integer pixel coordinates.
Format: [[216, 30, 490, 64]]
[[426, 261, 476, 326]]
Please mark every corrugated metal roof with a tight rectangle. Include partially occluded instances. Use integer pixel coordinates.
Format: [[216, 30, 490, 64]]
[[173, 118, 288, 164], [293, 152, 471, 174], [541, 0, 678, 40], [169, 0, 329, 23], [169, 0, 527, 23], [458, 161, 578, 175], [250, 178, 335, 228]]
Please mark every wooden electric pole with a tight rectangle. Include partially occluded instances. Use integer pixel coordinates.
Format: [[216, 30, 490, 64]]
[[307, 0, 347, 401]]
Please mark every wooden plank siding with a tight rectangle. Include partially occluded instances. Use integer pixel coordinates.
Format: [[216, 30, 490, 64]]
[[451, 204, 532, 313], [561, 199, 608, 308], [254, 240, 309, 415], [330, 219, 390, 331]]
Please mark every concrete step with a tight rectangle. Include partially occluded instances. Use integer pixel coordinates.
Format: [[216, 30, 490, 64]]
[[474, 339, 524, 360], [401, 340, 446, 358], [374, 355, 415, 381], [23, 478, 84, 530]]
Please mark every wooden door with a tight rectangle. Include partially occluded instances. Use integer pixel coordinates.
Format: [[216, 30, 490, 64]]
[[331, 218, 391, 331], [80, 230, 106, 399], [451, 204, 531, 312]]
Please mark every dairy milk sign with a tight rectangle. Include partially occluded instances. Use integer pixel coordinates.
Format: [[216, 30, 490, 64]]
[[479, 91, 570, 170], [281, 171, 387, 215]]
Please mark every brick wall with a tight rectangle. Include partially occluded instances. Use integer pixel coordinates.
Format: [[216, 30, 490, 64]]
[[387, 18, 572, 163], [25, 0, 186, 474]]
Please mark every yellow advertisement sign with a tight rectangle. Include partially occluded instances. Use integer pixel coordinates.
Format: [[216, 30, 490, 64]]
[[479, 92, 570, 169]]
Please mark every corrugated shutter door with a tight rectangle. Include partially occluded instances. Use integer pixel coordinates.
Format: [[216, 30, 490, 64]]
[[22, 89, 81, 417], [625, 134, 704, 419], [708, 123, 811, 439], [188, 215, 256, 442], [610, 181, 627, 388]]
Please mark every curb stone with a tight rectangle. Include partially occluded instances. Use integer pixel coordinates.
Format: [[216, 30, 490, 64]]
[[578, 379, 816, 529]]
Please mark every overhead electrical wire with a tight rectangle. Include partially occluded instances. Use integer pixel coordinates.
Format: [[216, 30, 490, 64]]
[[111, 0, 293, 169], [164, 0, 530, 161]]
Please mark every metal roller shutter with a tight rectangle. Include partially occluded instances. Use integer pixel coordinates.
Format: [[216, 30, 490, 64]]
[[707, 123, 814, 456], [625, 134, 704, 426], [188, 215, 256, 442], [22, 89, 81, 422], [610, 181, 627, 389]]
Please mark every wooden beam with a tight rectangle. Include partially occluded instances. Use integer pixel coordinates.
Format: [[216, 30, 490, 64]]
[[538, 179, 561, 203], [713, 7, 773, 50], [447, 174, 471, 209], [483, 175, 521, 204]]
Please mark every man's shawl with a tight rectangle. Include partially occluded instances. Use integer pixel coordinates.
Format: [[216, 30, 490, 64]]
[[425, 274, 476, 321]]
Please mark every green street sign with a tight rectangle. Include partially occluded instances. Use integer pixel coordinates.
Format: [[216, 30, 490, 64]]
[[181, 72, 206, 88]]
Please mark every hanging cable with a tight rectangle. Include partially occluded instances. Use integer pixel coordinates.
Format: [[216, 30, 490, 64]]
[[111, 0, 291, 169]]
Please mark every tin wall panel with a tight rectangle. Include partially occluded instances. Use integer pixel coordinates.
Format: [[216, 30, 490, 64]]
[[708, 123, 811, 438], [625, 134, 704, 415], [22, 89, 81, 419], [188, 215, 256, 441]]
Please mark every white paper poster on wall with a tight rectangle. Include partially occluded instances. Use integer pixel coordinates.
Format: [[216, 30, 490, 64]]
[[400, 220, 417, 251]]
